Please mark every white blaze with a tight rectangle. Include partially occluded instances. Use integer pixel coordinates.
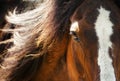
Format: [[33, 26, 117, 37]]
[[70, 21, 79, 32], [95, 7, 116, 81]]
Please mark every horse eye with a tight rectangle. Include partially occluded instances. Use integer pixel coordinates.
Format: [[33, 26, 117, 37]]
[[70, 31, 80, 42], [74, 36, 80, 42], [70, 31, 77, 36]]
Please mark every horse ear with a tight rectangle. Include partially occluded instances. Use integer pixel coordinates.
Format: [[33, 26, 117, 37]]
[[70, 21, 80, 42]]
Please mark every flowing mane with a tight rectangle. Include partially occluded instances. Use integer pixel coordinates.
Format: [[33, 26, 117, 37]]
[[0, 0, 120, 81], [0, 0, 83, 81], [0, 0, 40, 54]]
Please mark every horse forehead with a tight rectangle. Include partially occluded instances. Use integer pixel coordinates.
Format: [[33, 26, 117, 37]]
[[71, 0, 118, 22]]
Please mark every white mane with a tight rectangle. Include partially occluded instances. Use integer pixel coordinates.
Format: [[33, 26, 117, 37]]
[[1, 0, 52, 52]]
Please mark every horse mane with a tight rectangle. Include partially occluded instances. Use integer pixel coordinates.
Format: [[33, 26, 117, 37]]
[[0, 0, 83, 81], [0, 0, 39, 58], [0, 0, 24, 63]]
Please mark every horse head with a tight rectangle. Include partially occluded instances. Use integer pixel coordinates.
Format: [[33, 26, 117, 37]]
[[68, 0, 120, 81]]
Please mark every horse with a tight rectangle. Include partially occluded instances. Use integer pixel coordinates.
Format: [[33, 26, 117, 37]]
[[0, 0, 120, 81]]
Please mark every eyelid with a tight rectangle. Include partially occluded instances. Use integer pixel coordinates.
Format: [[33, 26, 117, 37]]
[[69, 31, 77, 36]]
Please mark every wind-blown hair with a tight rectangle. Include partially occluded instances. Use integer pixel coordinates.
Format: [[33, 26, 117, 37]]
[[0, 0, 41, 54], [0, 0, 120, 81], [0, 0, 83, 81]]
